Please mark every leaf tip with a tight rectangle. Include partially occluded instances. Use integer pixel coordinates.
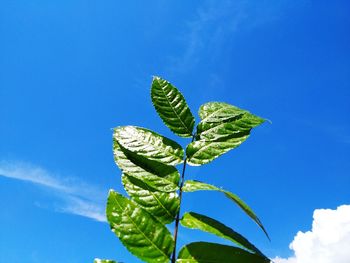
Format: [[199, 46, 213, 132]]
[[108, 189, 115, 195], [265, 118, 272, 124], [152, 75, 161, 81]]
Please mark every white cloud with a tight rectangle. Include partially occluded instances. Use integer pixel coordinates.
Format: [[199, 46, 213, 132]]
[[0, 161, 70, 191], [0, 160, 106, 222], [58, 196, 106, 223], [274, 256, 297, 263], [273, 205, 350, 263]]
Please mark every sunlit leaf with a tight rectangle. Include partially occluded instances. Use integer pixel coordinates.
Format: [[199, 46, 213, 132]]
[[187, 102, 265, 165], [122, 174, 179, 224], [198, 102, 244, 120], [182, 180, 269, 240], [176, 242, 270, 263], [114, 126, 184, 166], [106, 190, 174, 263], [151, 76, 195, 137], [94, 259, 117, 263], [186, 135, 249, 166], [113, 141, 179, 192]]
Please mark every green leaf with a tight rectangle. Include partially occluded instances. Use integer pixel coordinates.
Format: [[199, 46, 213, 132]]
[[113, 130, 180, 224], [187, 102, 265, 165], [94, 259, 117, 263], [186, 135, 249, 166], [113, 141, 179, 192], [198, 102, 245, 120], [122, 174, 179, 224], [107, 190, 174, 263], [151, 76, 195, 137], [176, 242, 270, 263], [182, 180, 269, 240], [114, 126, 184, 166], [180, 212, 267, 258]]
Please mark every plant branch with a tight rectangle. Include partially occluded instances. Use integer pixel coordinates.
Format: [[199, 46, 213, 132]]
[[171, 135, 195, 263]]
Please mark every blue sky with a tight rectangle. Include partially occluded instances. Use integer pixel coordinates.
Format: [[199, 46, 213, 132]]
[[1, 1, 350, 262]]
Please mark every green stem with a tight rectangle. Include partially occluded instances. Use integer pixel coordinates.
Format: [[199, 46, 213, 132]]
[[171, 159, 187, 263], [171, 135, 195, 263]]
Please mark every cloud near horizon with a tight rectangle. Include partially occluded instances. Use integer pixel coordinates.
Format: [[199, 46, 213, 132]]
[[0, 160, 107, 222], [274, 205, 350, 263]]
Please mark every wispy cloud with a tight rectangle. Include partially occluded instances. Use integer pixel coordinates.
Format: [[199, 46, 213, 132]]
[[169, 0, 298, 73], [273, 205, 350, 263], [291, 117, 350, 145], [0, 160, 107, 222]]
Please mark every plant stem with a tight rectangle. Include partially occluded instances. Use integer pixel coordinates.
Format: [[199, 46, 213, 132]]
[[171, 135, 195, 263], [171, 158, 187, 263]]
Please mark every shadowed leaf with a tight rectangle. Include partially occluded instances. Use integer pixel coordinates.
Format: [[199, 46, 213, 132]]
[[182, 180, 269, 240], [176, 242, 270, 263], [180, 212, 267, 258]]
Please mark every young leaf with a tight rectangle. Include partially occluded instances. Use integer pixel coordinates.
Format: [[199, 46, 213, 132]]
[[197, 112, 264, 141], [114, 126, 184, 166], [113, 142, 179, 192], [176, 242, 270, 263], [198, 102, 245, 120], [94, 259, 117, 263], [122, 174, 179, 224], [186, 135, 249, 166], [151, 76, 195, 137], [107, 190, 174, 263], [182, 180, 269, 240], [187, 102, 265, 165], [180, 212, 267, 258]]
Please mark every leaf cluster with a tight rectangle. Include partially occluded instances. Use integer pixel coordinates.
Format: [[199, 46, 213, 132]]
[[96, 77, 270, 263]]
